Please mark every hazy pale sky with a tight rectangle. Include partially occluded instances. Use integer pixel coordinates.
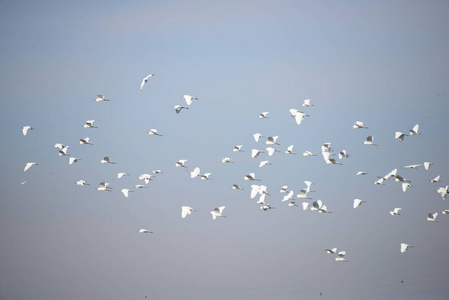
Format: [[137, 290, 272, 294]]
[[1, 1, 449, 299]]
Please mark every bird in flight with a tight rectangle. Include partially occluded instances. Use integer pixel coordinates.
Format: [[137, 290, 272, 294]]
[[139, 74, 155, 93], [183, 95, 198, 105], [22, 126, 34, 136], [95, 95, 110, 102]]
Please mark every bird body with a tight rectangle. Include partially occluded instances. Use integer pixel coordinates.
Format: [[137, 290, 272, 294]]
[[79, 137, 93, 145], [409, 124, 420, 135], [183, 95, 198, 105], [427, 212, 438, 222], [400, 243, 413, 253], [139, 229, 153, 233], [148, 129, 162, 136], [69, 157, 80, 165], [259, 112, 269, 118], [83, 120, 97, 128], [353, 121, 368, 129], [390, 208, 402, 215], [233, 145, 244, 152], [117, 173, 129, 179], [174, 105, 189, 114], [101, 156, 115, 164], [364, 136, 378, 146], [76, 180, 89, 186], [24, 162, 38, 171], [210, 206, 226, 220], [181, 206, 197, 218], [395, 132, 408, 142], [121, 189, 134, 198], [353, 198, 366, 208], [244, 173, 260, 181], [22, 126, 34, 136], [95, 95, 109, 102], [139, 74, 155, 93]]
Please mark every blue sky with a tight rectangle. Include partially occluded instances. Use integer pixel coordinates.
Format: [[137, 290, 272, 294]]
[[1, 1, 449, 299]]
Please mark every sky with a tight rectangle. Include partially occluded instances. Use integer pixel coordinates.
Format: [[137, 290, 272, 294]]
[[1, 0, 449, 299]]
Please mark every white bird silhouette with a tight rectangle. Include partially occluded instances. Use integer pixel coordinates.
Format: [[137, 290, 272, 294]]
[[139, 229, 153, 233], [22, 126, 34, 136], [79, 137, 93, 145], [322, 151, 342, 165], [302, 202, 311, 210], [403, 164, 422, 169], [427, 212, 438, 222], [175, 159, 188, 168], [442, 210, 449, 214], [233, 145, 244, 152], [222, 157, 234, 163], [280, 186, 288, 193], [266, 147, 280, 156], [394, 175, 410, 182], [303, 151, 317, 156], [288, 201, 298, 207], [436, 186, 448, 200], [259, 160, 272, 168], [200, 173, 212, 180], [302, 99, 313, 107], [285, 145, 295, 155], [260, 203, 274, 210], [373, 178, 385, 185], [390, 208, 402, 215], [58, 145, 70, 156], [97, 182, 111, 191], [253, 133, 264, 142], [190, 167, 201, 178], [148, 129, 162, 136], [83, 120, 97, 128], [402, 183, 412, 192], [139, 74, 155, 93], [297, 189, 311, 199], [101, 156, 115, 164], [139, 174, 154, 184], [135, 185, 149, 189], [395, 132, 408, 142], [356, 171, 368, 176], [121, 189, 134, 198], [183, 95, 198, 105], [232, 184, 244, 190], [400, 243, 413, 253], [430, 175, 441, 183], [409, 124, 420, 135], [282, 190, 295, 202], [321, 143, 333, 152], [244, 173, 260, 181], [76, 180, 90, 186], [95, 95, 109, 102], [304, 181, 316, 193], [251, 149, 265, 158], [174, 105, 189, 114], [24, 162, 38, 172], [289, 109, 309, 125], [325, 248, 337, 254], [364, 136, 378, 146], [353, 199, 366, 208], [353, 121, 368, 129], [265, 136, 280, 145], [423, 162, 433, 170], [338, 150, 349, 159], [69, 157, 80, 165], [251, 185, 269, 199], [152, 170, 163, 174], [117, 172, 129, 179], [181, 206, 197, 218], [259, 112, 269, 118], [335, 251, 348, 262], [210, 206, 226, 220]]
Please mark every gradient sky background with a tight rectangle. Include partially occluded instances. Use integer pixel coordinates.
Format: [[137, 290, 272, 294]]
[[1, 1, 449, 299]]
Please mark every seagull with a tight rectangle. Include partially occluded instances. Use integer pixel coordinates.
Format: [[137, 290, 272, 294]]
[[174, 105, 189, 114], [403, 164, 422, 169], [97, 182, 112, 191], [190, 167, 201, 178], [356, 171, 368, 176], [364, 136, 378, 146], [353, 121, 368, 129], [325, 248, 337, 254], [265, 136, 280, 145], [175, 159, 188, 168], [139, 73, 155, 93], [437, 186, 448, 200], [244, 173, 260, 181], [409, 124, 420, 135], [101, 156, 116, 164], [24, 162, 38, 172], [266, 147, 280, 156], [395, 132, 408, 142], [183, 95, 198, 105], [138, 174, 154, 184], [338, 150, 349, 159], [121, 189, 134, 198], [285, 145, 295, 155], [251, 149, 264, 158], [390, 208, 402, 215], [222, 157, 234, 163], [400, 243, 413, 253], [280, 186, 288, 193], [427, 212, 439, 222], [69, 157, 80, 165], [335, 251, 348, 262], [139, 229, 153, 233], [402, 183, 412, 192], [22, 126, 34, 136], [289, 109, 309, 125], [95, 95, 110, 102], [259, 112, 269, 119], [148, 129, 162, 136], [76, 180, 90, 186], [303, 151, 317, 156], [233, 145, 244, 152], [232, 184, 244, 190], [83, 120, 97, 128], [79, 137, 93, 145], [181, 206, 197, 218], [430, 175, 441, 183], [353, 199, 366, 208], [302, 99, 313, 107], [423, 162, 433, 170], [210, 206, 226, 220], [253, 133, 264, 142], [259, 160, 272, 168]]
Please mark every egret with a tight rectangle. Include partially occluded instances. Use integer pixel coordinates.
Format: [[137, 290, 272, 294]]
[[260, 203, 274, 210], [400, 243, 413, 253], [83, 120, 97, 128], [289, 109, 309, 125], [95, 95, 109, 102], [200, 173, 212, 180], [427, 212, 438, 222], [152, 170, 163, 174], [174, 105, 189, 114], [382, 169, 398, 180], [353, 199, 366, 208], [139, 174, 154, 184], [297, 189, 311, 199], [265, 136, 280, 145], [135, 185, 149, 189], [310, 200, 323, 211], [322, 151, 342, 165], [436, 186, 448, 200], [335, 251, 348, 262], [76, 180, 90, 186], [183, 95, 198, 105], [54, 143, 65, 149], [116, 174, 128, 180], [148, 129, 162, 136], [423, 162, 433, 170], [403, 164, 422, 169], [321, 143, 333, 152], [24, 162, 38, 172], [282, 190, 294, 202], [244, 173, 260, 181], [97, 182, 111, 191], [394, 175, 410, 182], [302, 202, 311, 210], [430, 175, 441, 183], [251, 149, 264, 158], [233, 145, 244, 152], [259, 160, 271, 168], [285, 145, 295, 155], [390, 208, 402, 215], [304, 181, 316, 193], [253, 133, 264, 142], [266, 147, 280, 156], [79, 137, 93, 145], [325, 248, 337, 254], [402, 183, 412, 192], [101, 156, 116, 164], [373, 178, 385, 185], [338, 150, 349, 159], [69, 157, 80, 165], [190, 167, 200, 178], [356, 171, 368, 176], [175, 159, 188, 168], [121, 189, 134, 198], [139, 229, 153, 233], [22, 126, 34, 136], [139, 74, 155, 93], [232, 184, 244, 190], [259, 112, 269, 119], [442, 210, 449, 214], [58, 145, 70, 156], [319, 205, 332, 214], [364, 136, 378, 146], [303, 151, 317, 156], [409, 124, 420, 135], [210, 206, 226, 220], [395, 132, 408, 142], [302, 99, 313, 107], [353, 121, 368, 129], [222, 157, 234, 163], [181, 206, 197, 218], [288, 201, 298, 207]]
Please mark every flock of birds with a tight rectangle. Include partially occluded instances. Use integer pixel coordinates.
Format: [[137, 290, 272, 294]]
[[20, 73, 448, 265]]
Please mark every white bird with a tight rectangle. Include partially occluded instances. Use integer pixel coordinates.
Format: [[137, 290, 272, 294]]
[[338, 150, 349, 159], [390, 208, 402, 215], [148, 129, 162, 136], [200, 173, 212, 180], [400, 243, 413, 253], [288, 201, 298, 207], [232, 184, 244, 190], [403, 164, 422, 169], [244, 173, 260, 181], [181, 206, 197, 218], [310, 200, 323, 211], [395, 175, 410, 182], [423, 162, 433, 170], [321, 143, 333, 152], [79, 137, 93, 145], [302, 99, 313, 107], [265, 136, 280, 145], [319, 205, 332, 213], [175, 159, 188, 168], [101, 156, 116, 164], [304, 181, 316, 193], [259, 112, 269, 119], [335, 251, 348, 262], [139, 74, 155, 93], [210, 206, 226, 220], [58, 145, 70, 156], [381, 168, 398, 180], [373, 178, 385, 185], [233, 145, 244, 152], [395, 132, 408, 142], [356, 171, 368, 176], [152, 170, 163, 174], [353, 199, 366, 208], [222, 157, 234, 163], [22, 126, 34, 136], [302, 202, 311, 210], [250, 185, 264, 199], [97, 182, 111, 191], [21, 181, 27, 185], [280, 185, 288, 193], [285, 145, 295, 155], [325, 248, 337, 254], [364, 136, 378, 146], [436, 186, 448, 200], [303, 151, 317, 156], [139, 229, 153, 233], [297, 189, 311, 199], [121, 189, 134, 198], [174, 105, 189, 114], [54, 143, 65, 149], [259, 160, 271, 168], [289, 109, 309, 125], [69, 157, 80, 165], [251, 149, 264, 158], [442, 210, 449, 214], [430, 175, 441, 183], [322, 151, 342, 165], [427, 212, 438, 222], [266, 147, 280, 156], [76, 180, 89, 186], [260, 203, 274, 210], [353, 121, 368, 129], [95, 95, 109, 102], [83, 120, 97, 128], [183, 95, 198, 105], [135, 185, 149, 189], [253, 133, 264, 142], [409, 124, 420, 135], [190, 167, 201, 178], [138, 174, 154, 184], [402, 183, 412, 192], [24, 162, 38, 172], [282, 190, 295, 202]]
